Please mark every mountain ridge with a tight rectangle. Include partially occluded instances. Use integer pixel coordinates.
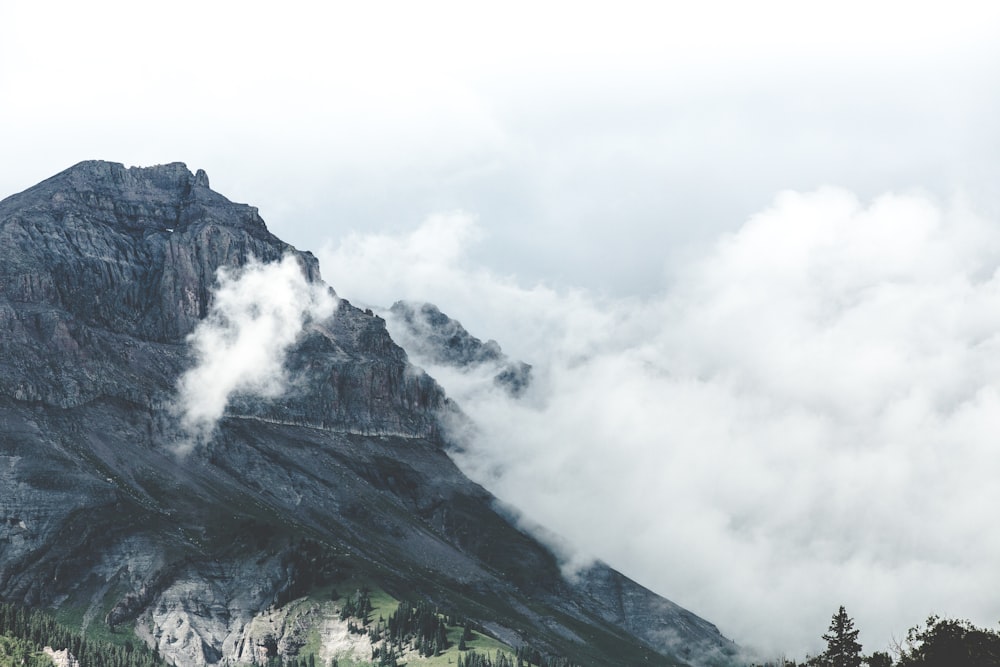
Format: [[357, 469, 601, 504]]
[[386, 300, 533, 398], [0, 160, 736, 666]]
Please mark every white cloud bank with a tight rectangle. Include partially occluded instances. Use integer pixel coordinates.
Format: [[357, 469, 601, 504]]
[[321, 189, 1000, 657], [173, 255, 337, 455]]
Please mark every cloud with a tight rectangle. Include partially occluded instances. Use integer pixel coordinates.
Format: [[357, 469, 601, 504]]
[[5, 1, 999, 304], [320, 212, 641, 367], [320, 189, 1000, 658], [172, 254, 337, 456]]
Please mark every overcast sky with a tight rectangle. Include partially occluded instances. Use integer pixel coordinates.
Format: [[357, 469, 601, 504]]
[[4, 0, 1000, 658]]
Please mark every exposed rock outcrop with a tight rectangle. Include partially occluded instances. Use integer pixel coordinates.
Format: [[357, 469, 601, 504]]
[[43, 646, 80, 667], [387, 300, 532, 397]]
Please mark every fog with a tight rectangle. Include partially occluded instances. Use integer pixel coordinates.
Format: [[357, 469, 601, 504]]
[[173, 255, 336, 455], [322, 189, 1000, 656]]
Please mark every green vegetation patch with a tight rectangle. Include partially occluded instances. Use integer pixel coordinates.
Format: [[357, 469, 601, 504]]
[[0, 634, 54, 667], [0, 602, 167, 667]]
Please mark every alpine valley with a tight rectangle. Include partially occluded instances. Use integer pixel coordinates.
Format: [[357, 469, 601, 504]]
[[0, 162, 737, 667]]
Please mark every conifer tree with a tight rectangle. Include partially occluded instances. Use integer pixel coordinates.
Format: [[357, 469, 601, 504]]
[[815, 606, 863, 667]]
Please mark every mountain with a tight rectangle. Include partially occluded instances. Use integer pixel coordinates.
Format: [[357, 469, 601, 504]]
[[0, 161, 736, 667], [385, 301, 532, 397]]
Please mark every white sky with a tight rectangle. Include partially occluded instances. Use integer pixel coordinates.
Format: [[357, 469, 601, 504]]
[[3, 0, 1000, 659]]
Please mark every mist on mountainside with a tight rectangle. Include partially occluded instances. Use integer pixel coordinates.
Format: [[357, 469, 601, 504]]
[[322, 189, 1000, 656]]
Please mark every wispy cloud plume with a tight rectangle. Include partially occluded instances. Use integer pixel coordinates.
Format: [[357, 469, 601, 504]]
[[321, 189, 1000, 657], [172, 254, 337, 456]]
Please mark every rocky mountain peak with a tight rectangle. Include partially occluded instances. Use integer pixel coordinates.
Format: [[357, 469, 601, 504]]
[[0, 163, 736, 667], [0, 159, 316, 346], [50, 160, 205, 194], [2, 160, 262, 235]]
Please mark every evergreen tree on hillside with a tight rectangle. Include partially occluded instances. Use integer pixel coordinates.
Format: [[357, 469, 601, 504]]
[[0, 602, 167, 667], [811, 606, 863, 667]]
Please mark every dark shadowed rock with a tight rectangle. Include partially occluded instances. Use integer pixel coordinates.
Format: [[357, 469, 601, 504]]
[[0, 162, 735, 667]]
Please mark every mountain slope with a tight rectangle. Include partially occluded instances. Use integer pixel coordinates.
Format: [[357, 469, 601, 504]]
[[0, 161, 736, 666]]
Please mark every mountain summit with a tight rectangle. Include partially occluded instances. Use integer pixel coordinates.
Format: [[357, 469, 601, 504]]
[[0, 161, 735, 666]]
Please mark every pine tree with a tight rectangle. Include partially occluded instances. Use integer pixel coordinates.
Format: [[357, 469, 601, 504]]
[[865, 651, 892, 667], [817, 606, 863, 667]]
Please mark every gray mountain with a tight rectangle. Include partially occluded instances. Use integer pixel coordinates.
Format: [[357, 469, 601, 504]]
[[0, 161, 736, 666], [387, 301, 532, 397]]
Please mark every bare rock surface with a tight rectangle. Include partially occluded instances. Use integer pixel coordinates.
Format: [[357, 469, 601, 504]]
[[386, 300, 532, 397]]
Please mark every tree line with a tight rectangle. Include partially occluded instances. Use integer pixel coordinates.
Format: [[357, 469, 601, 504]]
[[0, 602, 168, 667], [457, 648, 580, 667], [2, 589, 581, 667], [333, 588, 579, 667], [752, 606, 1000, 667]]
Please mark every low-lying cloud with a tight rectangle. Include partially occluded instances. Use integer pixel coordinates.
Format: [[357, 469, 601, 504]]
[[173, 254, 337, 455], [321, 189, 1000, 657]]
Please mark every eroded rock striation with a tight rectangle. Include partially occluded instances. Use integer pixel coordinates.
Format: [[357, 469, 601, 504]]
[[0, 161, 735, 666]]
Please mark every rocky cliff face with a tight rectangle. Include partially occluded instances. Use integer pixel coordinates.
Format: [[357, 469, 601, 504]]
[[0, 161, 735, 667], [0, 160, 441, 434]]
